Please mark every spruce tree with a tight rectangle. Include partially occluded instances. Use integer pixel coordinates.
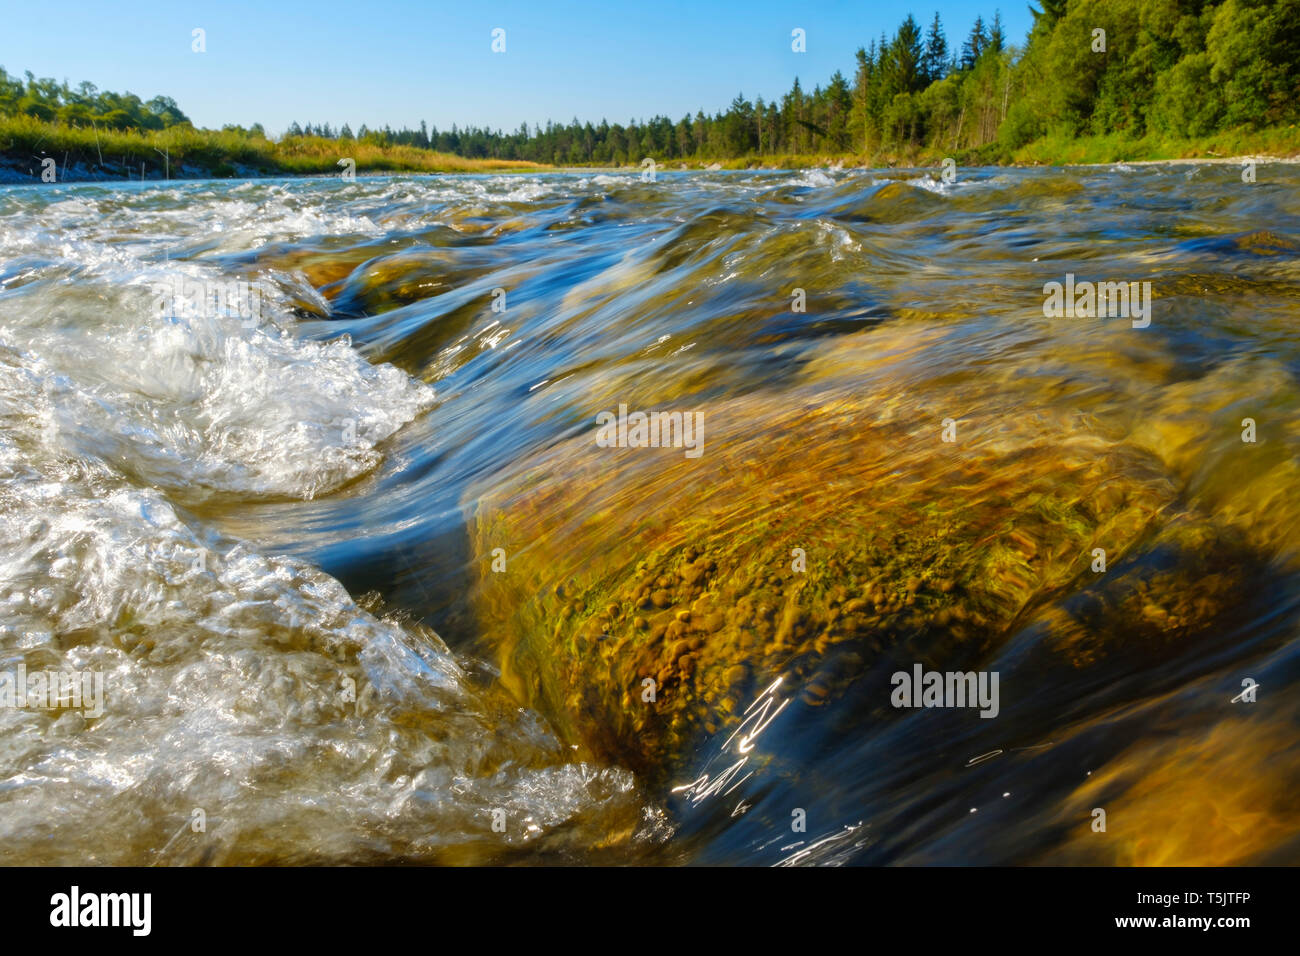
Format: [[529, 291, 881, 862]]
[[923, 12, 949, 83]]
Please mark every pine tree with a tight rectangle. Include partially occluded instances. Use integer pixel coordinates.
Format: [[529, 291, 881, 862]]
[[989, 11, 1005, 53], [1034, 0, 1069, 27], [852, 45, 872, 149], [826, 70, 852, 149], [960, 16, 989, 70], [785, 77, 805, 152], [891, 14, 925, 94], [923, 12, 949, 84]]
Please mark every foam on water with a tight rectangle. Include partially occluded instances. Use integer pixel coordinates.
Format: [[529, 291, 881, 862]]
[[0, 204, 435, 501], [0, 179, 662, 862], [1, 166, 1297, 865], [0, 426, 652, 861]]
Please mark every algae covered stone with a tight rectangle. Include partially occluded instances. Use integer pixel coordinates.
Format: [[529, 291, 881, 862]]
[[467, 358, 1197, 778]]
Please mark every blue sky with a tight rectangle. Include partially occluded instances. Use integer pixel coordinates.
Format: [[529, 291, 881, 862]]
[[1, 1, 1034, 135]]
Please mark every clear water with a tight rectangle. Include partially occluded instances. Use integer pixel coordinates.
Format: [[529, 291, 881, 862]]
[[1, 166, 1297, 864]]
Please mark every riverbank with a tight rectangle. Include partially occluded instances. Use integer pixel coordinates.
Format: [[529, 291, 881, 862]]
[[0, 114, 544, 184], [2, 112, 1297, 184], [668, 125, 1300, 170]]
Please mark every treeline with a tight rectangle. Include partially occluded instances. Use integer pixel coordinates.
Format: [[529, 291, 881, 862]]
[[1001, 0, 1299, 149], [0, 67, 193, 132], [272, 13, 1009, 163], [271, 0, 1299, 163], [3, 0, 1297, 171]]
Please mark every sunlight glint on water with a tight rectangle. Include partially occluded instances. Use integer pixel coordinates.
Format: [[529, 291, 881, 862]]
[[1, 166, 1298, 864]]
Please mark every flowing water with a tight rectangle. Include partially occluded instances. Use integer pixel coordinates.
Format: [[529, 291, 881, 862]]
[[1, 166, 1298, 865]]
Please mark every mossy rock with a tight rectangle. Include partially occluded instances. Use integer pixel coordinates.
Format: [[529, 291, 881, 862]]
[[466, 357, 1232, 778]]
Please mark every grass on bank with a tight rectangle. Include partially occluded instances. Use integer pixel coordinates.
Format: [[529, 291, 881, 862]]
[[650, 125, 1300, 170], [0, 114, 544, 178], [3, 112, 1298, 181], [1008, 124, 1300, 165]]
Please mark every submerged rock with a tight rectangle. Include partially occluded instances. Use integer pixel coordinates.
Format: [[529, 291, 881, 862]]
[[466, 329, 1258, 779]]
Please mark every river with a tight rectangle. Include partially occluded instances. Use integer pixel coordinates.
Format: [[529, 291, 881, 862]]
[[1, 165, 1297, 864]]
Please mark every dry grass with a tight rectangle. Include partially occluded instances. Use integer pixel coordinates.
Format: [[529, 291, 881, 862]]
[[0, 114, 545, 178]]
